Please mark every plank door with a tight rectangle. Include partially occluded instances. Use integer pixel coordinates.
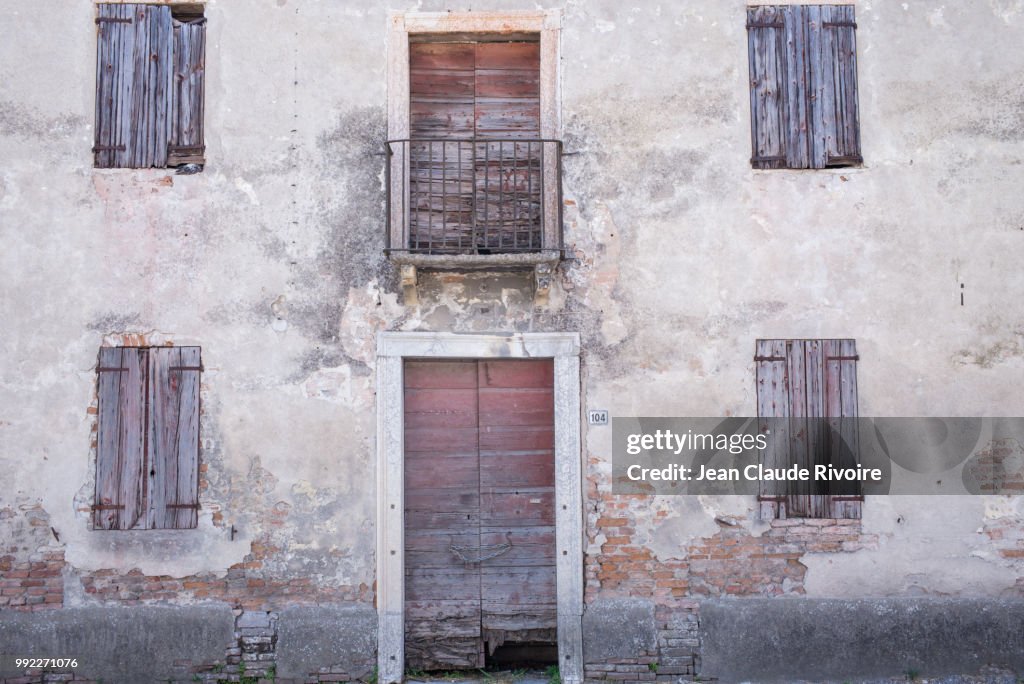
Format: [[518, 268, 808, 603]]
[[408, 39, 542, 252], [404, 359, 555, 669]]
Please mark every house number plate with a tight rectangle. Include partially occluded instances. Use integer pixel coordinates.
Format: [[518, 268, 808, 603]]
[[588, 410, 609, 425]]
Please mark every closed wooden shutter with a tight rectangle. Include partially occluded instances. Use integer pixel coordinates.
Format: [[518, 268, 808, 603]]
[[168, 17, 207, 165], [93, 347, 201, 530], [94, 4, 173, 169], [755, 339, 861, 519], [746, 5, 860, 169], [94, 347, 147, 530], [147, 347, 201, 529]]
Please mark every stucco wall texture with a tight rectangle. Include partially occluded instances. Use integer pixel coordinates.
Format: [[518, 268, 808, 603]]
[[1, 0, 1023, 681]]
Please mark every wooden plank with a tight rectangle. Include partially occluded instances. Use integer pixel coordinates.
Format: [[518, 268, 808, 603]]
[[479, 450, 554, 488], [405, 452, 479, 490], [482, 603, 557, 632], [785, 5, 810, 168], [478, 387, 554, 426], [835, 339, 862, 518], [480, 566, 556, 605], [406, 567, 481, 601], [410, 42, 475, 70], [480, 425, 553, 451], [406, 529, 481, 569], [405, 426, 479, 452], [475, 69, 540, 99], [405, 489, 480, 529], [475, 42, 540, 70], [410, 69, 475, 99], [403, 388, 478, 429], [755, 339, 789, 518], [405, 360, 479, 389], [406, 600, 482, 638], [479, 526, 556, 566], [806, 4, 827, 168], [785, 340, 810, 517], [479, 359, 554, 388], [480, 488, 555, 527], [802, 339, 828, 518]]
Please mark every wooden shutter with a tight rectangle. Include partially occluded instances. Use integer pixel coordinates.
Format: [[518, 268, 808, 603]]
[[814, 5, 862, 166], [747, 6, 790, 169], [93, 4, 173, 168], [147, 347, 201, 529], [755, 339, 861, 519], [168, 17, 207, 165], [747, 5, 860, 169], [94, 347, 147, 530]]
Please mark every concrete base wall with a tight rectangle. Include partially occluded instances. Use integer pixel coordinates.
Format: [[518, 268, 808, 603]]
[[699, 598, 1024, 684], [0, 606, 234, 682], [0, 605, 376, 684]]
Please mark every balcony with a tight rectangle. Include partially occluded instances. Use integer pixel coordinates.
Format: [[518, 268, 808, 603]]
[[384, 138, 563, 300]]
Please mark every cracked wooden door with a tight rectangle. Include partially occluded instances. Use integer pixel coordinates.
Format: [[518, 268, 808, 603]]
[[404, 359, 556, 669]]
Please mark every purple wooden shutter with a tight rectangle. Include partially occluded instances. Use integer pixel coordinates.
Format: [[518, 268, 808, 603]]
[[168, 17, 206, 165], [147, 347, 201, 529], [93, 4, 173, 168], [94, 347, 147, 530], [746, 6, 790, 169]]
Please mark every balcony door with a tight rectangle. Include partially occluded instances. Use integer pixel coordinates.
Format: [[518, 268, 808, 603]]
[[408, 37, 542, 253]]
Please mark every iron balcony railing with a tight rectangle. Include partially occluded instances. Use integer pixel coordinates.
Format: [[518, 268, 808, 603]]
[[385, 138, 563, 257]]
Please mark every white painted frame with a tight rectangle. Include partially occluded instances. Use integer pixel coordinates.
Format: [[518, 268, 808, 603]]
[[376, 332, 583, 684], [386, 9, 563, 254]]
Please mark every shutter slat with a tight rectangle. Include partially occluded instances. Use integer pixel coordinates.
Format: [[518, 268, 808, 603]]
[[785, 5, 810, 168], [802, 340, 829, 518], [147, 347, 201, 529], [834, 339, 861, 518], [806, 4, 827, 168]]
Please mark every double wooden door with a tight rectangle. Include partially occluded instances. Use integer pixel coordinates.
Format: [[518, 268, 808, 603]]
[[404, 359, 556, 668]]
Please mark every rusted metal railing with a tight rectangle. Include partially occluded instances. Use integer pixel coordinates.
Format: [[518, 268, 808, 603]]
[[385, 138, 563, 257]]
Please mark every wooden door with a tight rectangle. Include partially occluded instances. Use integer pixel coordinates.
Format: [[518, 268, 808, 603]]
[[404, 359, 556, 669], [408, 39, 542, 252]]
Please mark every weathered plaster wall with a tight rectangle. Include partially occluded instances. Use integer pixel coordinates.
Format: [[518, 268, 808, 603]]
[[1, 0, 1023, 680]]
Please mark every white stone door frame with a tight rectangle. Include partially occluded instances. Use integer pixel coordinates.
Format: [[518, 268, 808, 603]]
[[376, 332, 583, 684]]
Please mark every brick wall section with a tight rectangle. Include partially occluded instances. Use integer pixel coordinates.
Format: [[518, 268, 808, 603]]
[[583, 492, 879, 680], [78, 538, 373, 609], [0, 503, 65, 612]]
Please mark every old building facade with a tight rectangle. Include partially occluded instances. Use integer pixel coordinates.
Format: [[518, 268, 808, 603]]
[[1, 1, 1023, 682]]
